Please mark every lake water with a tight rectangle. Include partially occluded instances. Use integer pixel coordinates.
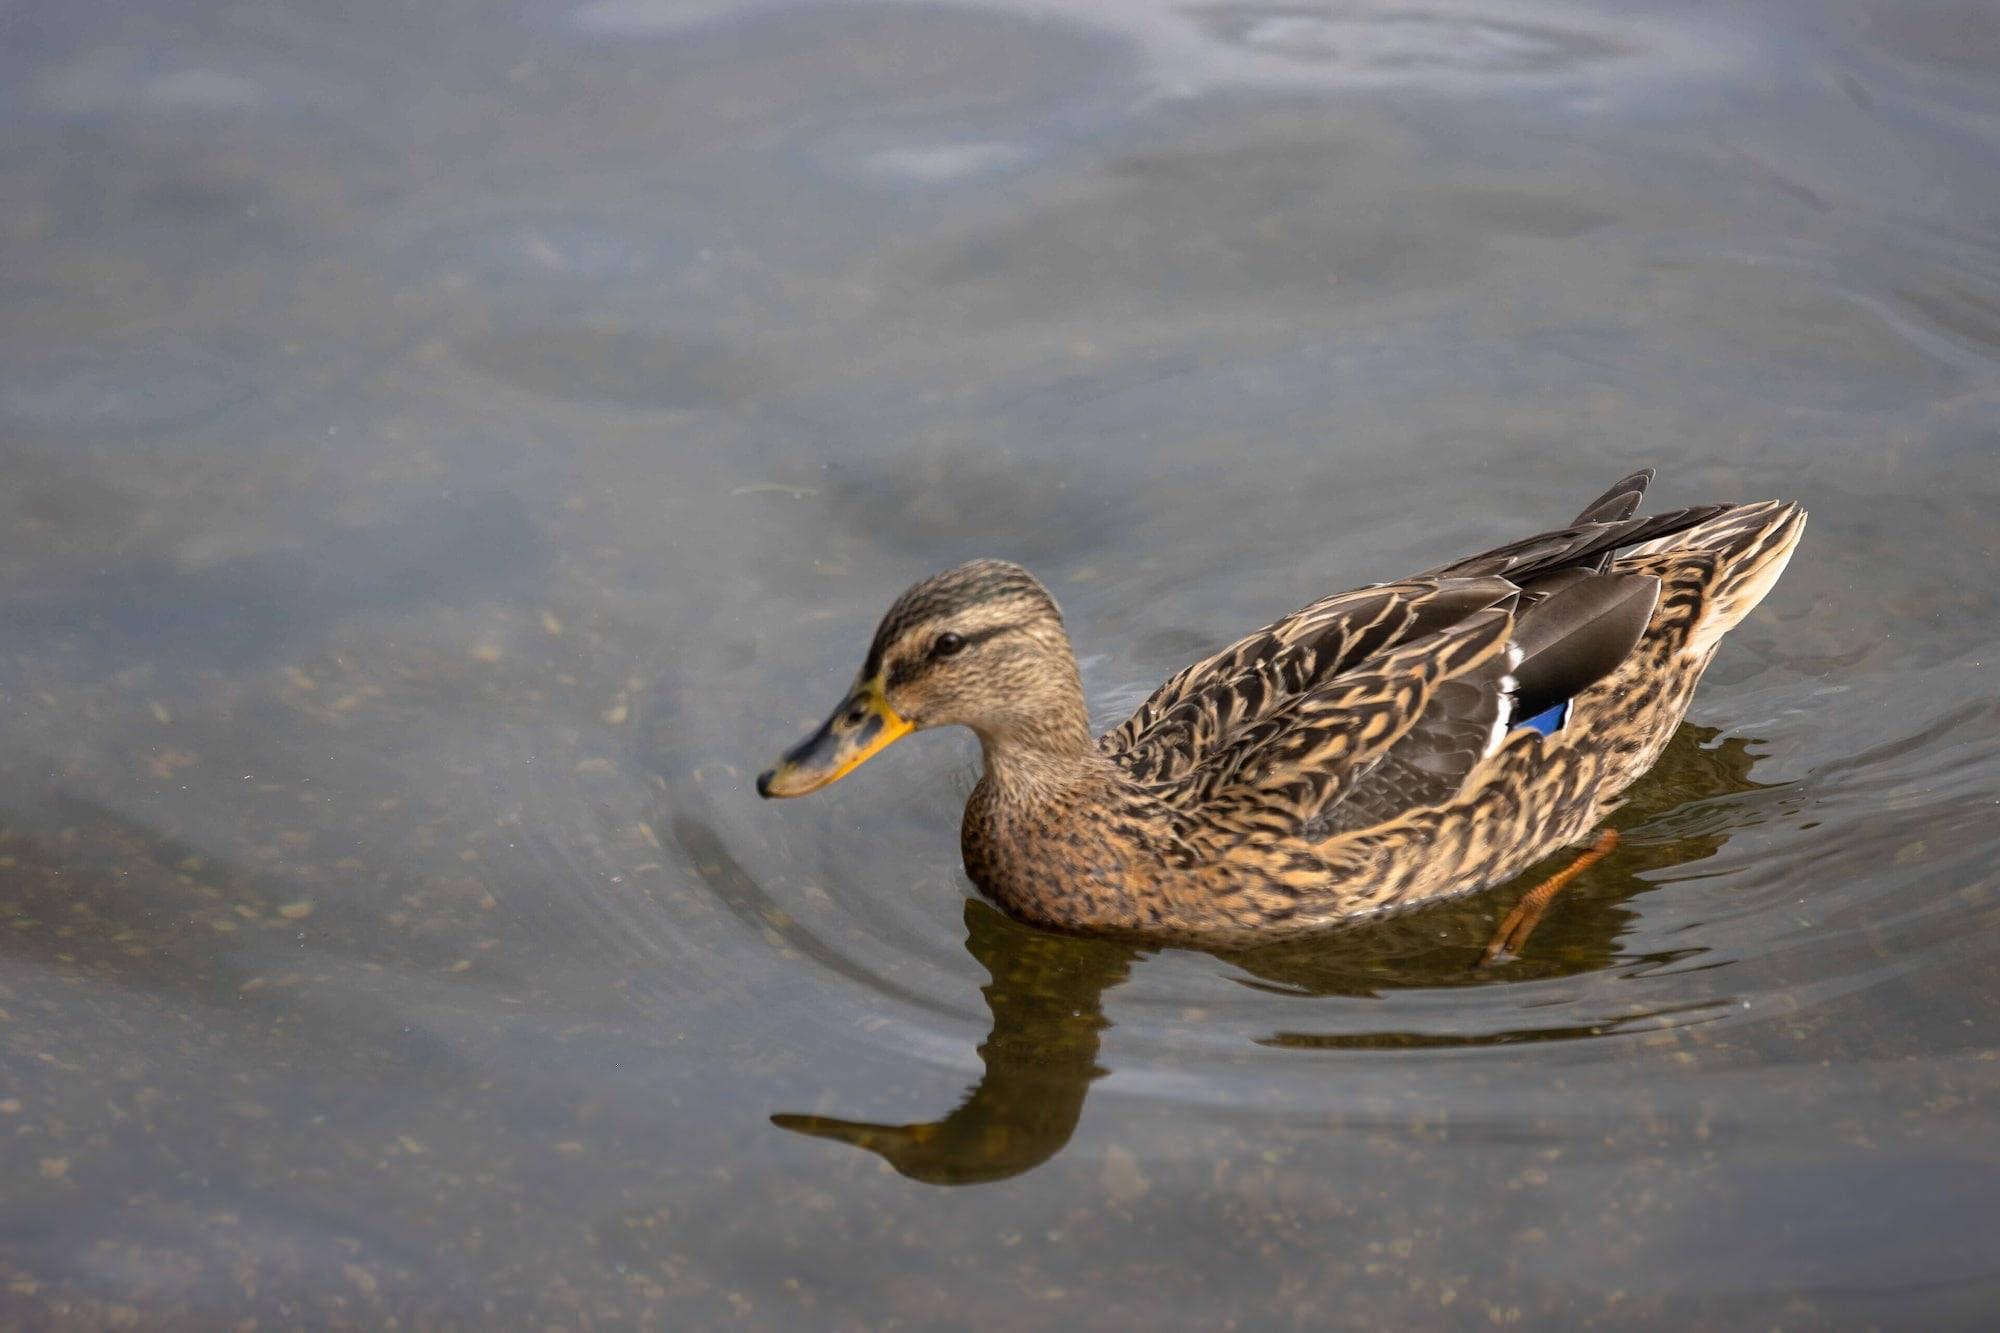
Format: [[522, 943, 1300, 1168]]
[[4, 0, 2000, 1325]]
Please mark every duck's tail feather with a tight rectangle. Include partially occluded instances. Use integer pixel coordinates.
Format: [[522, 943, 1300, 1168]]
[[1624, 500, 1807, 658]]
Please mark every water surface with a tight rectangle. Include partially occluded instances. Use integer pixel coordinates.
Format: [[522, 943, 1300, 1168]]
[[4, 0, 2000, 1325]]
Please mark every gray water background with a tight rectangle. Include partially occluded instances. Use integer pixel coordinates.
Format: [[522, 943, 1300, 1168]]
[[4, 0, 2000, 1326]]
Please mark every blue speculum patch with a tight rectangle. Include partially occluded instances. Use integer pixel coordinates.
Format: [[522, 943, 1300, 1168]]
[[1517, 700, 1571, 737]]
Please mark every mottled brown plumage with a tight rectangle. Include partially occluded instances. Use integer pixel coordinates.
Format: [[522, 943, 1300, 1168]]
[[760, 472, 1805, 943]]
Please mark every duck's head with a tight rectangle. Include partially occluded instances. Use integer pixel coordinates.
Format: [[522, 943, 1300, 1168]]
[[757, 559, 1087, 798]]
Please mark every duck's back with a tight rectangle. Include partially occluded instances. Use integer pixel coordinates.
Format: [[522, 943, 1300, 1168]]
[[1102, 472, 1805, 870]]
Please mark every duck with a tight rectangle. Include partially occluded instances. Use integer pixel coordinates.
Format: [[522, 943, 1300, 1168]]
[[758, 470, 1805, 946]]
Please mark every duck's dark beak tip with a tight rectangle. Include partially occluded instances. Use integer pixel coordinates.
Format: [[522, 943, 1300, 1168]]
[[757, 680, 913, 800]]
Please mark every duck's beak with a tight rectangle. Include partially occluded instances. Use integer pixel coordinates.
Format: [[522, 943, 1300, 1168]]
[[757, 676, 913, 798]]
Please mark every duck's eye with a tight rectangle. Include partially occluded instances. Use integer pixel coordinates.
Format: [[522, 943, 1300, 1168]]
[[931, 631, 967, 659]]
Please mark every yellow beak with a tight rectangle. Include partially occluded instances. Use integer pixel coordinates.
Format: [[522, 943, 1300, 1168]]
[[757, 677, 913, 798]]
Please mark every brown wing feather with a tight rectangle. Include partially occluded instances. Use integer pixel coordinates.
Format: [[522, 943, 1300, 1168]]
[[1572, 468, 1654, 526], [1151, 608, 1520, 854], [1104, 577, 1518, 779], [1422, 504, 1728, 583], [1570, 468, 1653, 572], [1305, 650, 1513, 839], [1101, 471, 1717, 850]]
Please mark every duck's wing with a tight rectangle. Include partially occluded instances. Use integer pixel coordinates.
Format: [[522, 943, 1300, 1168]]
[[1102, 575, 1522, 785], [1143, 600, 1525, 843], [1420, 502, 1727, 583], [1106, 472, 1689, 846], [1574, 466, 1653, 524], [1304, 570, 1660, 839]]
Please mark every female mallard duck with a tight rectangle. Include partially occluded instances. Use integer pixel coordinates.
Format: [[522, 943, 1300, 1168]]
[[759, 471, 1804, 945]]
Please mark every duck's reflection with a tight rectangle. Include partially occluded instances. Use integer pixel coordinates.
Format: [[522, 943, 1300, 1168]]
[[772, 901, 1138, 1185], [773, 723, 1774, 1185]]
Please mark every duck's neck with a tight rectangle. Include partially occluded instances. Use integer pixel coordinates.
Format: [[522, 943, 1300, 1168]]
[[970, 673, 1107, 810]]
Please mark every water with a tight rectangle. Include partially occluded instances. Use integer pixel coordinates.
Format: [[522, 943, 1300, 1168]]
[[4, 0, 1999, 1324]]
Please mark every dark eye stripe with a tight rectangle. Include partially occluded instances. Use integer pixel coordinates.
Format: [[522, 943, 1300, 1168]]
[[885, 624, 1015, 687]]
